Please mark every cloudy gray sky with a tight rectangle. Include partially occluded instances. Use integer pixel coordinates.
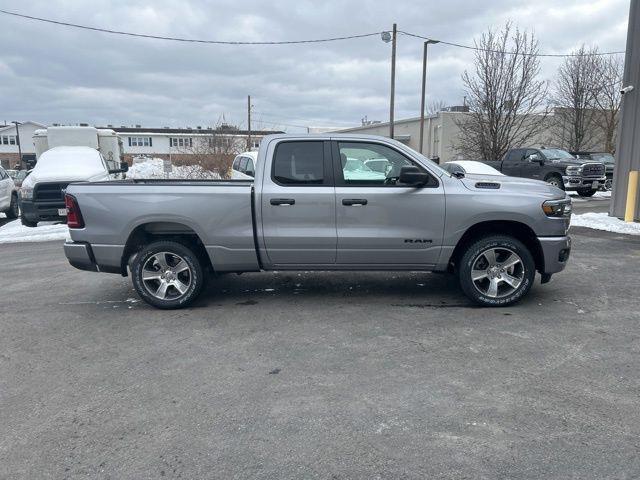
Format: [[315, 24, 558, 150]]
[[0, 0, 630, 131]]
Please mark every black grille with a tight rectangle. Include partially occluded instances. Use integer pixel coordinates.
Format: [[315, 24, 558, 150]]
[[34, 182, 70, 202], [582, 163, 605, 177]]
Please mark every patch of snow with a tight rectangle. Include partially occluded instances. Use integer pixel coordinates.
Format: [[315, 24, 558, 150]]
[[568, 190, 611, 198], [571, 212, 640, 235], [0, 220, 69, 244], [127, 157, 222, 180], [22, 146, 111, 188]]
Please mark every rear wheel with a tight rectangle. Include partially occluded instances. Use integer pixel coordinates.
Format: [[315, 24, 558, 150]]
[[545, 174, 564, 190], [6, 194, 19, 219], [131, 241, 205, 309], [577, 188, 596, 197], [459, 235, 536, 307]]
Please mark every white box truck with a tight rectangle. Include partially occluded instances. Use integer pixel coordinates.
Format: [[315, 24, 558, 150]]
[[33, 126, 124, 171]]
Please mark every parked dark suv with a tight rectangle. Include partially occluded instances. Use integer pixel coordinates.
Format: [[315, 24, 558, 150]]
[[482, 147, 606, 197]]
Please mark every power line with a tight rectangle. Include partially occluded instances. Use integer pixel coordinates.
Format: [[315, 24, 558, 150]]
[[0, 8, 626, 57], [399, 31, 625, 57], [0, 9, 381, 44]]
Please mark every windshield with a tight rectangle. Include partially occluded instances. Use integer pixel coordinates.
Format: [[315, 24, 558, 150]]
[[540, 149, 575, 160], [590, 153, 615, 164]]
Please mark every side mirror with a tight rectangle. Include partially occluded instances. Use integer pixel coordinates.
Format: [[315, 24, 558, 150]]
[[246, 169, 255, 177], [109, 162, 129, 174], [527, 154, 543, 165], [399, 165, 430, 186]]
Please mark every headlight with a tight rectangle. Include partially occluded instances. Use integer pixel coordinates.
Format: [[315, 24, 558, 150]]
[[542, 198, 572, 217], [19, 187, 33, 200], [565, 165, 582, 176]]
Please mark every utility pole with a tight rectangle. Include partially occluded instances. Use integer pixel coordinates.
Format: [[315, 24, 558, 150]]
[[12, 121, 22, 169], [418, 40, 439, 154], [247, 95, 252, 151], [389, 23, 397, 139]]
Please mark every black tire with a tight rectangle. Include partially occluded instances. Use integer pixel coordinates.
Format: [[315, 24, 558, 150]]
[[131, 240, 205, 309], [577, 188, 596, 197], [20, 216, 37, 227], [545, 174, 564, 190], [459, 235, 536, 307], [6, 194, 19, 219]]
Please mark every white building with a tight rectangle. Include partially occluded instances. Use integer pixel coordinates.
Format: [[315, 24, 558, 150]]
[[106, 125, 283, 162], [333, 112, 466, 163], [0, 121, 46, 168]]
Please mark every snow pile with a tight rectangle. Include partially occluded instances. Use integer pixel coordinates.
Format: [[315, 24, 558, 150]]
[[568, 190, 611, 199], [0, 219, 69, 244], [571, 212, 640, 235], [127, 157, 221, 180]]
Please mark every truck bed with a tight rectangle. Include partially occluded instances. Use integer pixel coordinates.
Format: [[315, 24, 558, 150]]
[[65, 180, 260, 273]]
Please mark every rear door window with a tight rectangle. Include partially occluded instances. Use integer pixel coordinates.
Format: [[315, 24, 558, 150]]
[[272, 141, 326, 185]]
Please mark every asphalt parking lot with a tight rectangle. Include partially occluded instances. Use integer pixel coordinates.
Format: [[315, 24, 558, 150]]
[[1, 215, 639, 478]]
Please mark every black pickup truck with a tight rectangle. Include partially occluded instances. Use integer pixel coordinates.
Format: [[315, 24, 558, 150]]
[[482, 148, 606, 197]]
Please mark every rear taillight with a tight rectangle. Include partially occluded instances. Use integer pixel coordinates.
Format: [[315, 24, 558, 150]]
[[64, 194, 85, 228]]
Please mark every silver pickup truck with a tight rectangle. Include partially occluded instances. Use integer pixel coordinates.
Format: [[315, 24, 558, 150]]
[[64, 134, 572, 309]]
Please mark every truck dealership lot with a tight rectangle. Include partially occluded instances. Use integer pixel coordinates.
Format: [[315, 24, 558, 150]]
[[1, 225, 639, 479]]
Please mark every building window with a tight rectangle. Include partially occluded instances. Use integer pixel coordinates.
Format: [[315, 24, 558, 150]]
[[128, 136, 152, 147], [170, 137, 192, 148], [1, 136, 7, 145], [9, 136, 15, 145]]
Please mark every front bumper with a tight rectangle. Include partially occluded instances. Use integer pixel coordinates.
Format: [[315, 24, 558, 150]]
[[64, 241, 98, 272], [19, 199, 67, 223], [538, 235, 571, 274], [562, 176, 606, 191]]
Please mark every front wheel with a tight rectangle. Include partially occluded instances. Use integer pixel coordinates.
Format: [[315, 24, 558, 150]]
[[545, 175, 564, 190], [459, 235, 536, 307], [131, 240, 205, 309], [20, 216, 37, 227], [577, 188, 596, 197], [6, 194, 19, 219]]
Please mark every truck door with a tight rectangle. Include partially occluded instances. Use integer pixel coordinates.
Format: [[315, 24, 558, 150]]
[[260, 140, 336, 265], [332, 141, 445, 266], [519, 149, 544, 180], [501, 149, 524, 176]]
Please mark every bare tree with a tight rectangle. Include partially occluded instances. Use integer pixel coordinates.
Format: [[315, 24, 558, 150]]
[[171, 122, 245, 179], [426, 100, 447, 116], [455, 23, 549, 160], [593, 54, 624, 153], [551, 45, 603, 152]]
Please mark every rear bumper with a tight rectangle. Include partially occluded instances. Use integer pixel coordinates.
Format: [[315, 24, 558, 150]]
[[19, 199, 67, 223], [538, 235, 571, 274], [64, 241, 98, 272]]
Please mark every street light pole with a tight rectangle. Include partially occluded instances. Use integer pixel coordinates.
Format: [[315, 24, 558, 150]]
[[389, 23, 397, 139], [419, 40, 439, 154], [12, 121, 22, 169], [247, 95, 252, 151]]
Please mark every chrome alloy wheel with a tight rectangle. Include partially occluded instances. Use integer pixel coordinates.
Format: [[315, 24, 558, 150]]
[[470, 247, 524, 298], [141, 252, 192, 300]]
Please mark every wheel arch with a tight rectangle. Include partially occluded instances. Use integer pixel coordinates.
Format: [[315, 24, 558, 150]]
[[120, 221, 213, 276], [448, 220, 544, 274]]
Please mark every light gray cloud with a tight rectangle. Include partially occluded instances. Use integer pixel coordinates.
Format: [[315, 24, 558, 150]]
[[0, 0, 629, 131]]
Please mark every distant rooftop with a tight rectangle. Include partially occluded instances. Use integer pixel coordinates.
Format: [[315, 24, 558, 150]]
[[98, 124, 283, 135]]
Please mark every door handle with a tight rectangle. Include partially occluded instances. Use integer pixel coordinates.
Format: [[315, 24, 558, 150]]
[[342, 198, 368, 206], [270, 198, 296, 206]]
